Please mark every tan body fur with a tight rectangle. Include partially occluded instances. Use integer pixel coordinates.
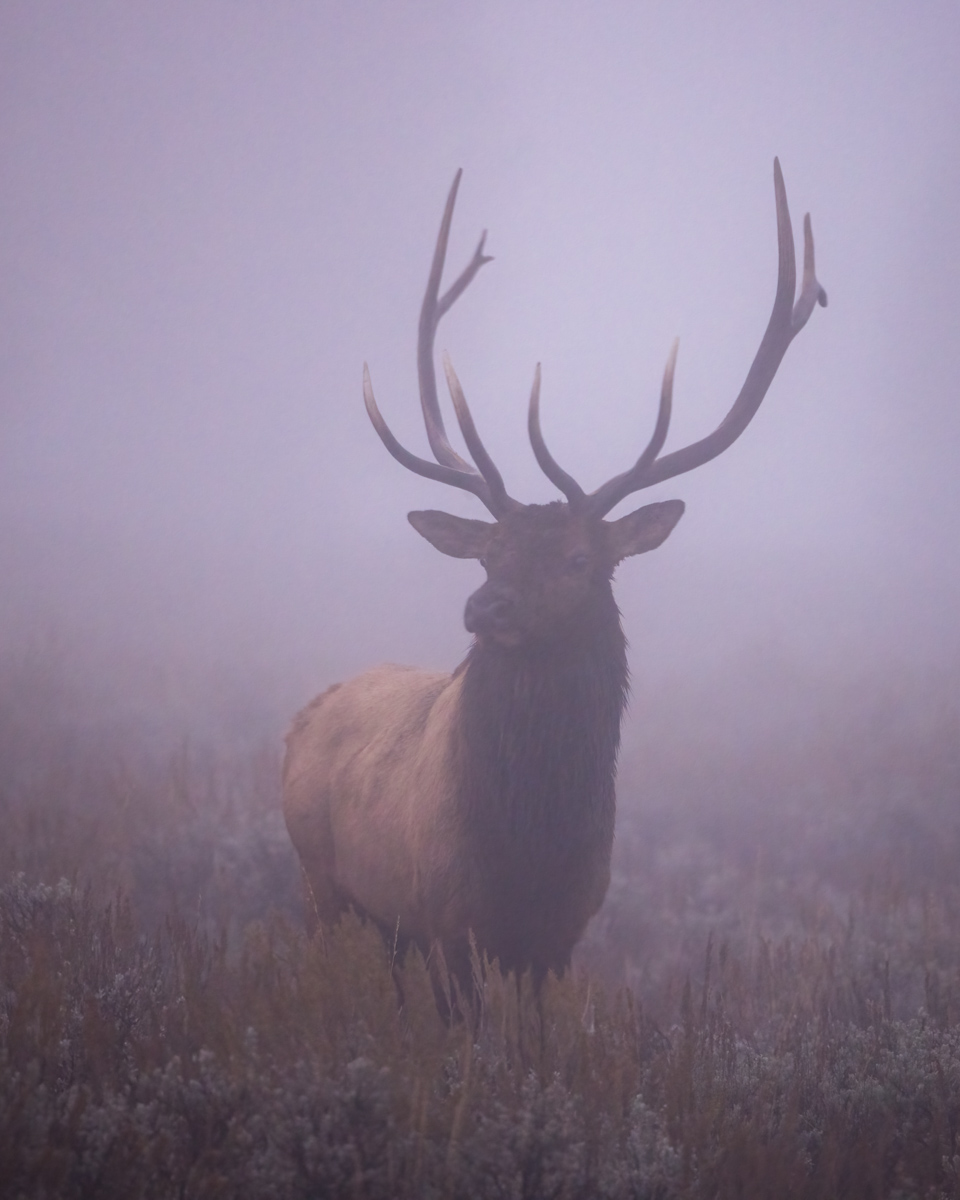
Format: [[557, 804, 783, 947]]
[[283, 664, 471, 943]]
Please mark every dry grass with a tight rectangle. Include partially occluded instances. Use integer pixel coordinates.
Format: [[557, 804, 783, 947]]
[[1, 647, 959, 1198]]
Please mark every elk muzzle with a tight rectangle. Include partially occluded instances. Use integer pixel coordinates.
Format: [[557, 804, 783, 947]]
[[464, 580, 520, 644]]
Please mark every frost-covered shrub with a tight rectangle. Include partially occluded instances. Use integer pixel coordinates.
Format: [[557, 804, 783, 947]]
[[3, 652, 960, 1196], [3, 874, 960, 1199]]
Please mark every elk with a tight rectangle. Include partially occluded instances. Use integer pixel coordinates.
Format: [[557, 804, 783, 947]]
[[283, 161, 826, 987]]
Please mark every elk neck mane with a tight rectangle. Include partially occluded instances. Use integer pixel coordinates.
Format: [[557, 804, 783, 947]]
[[450, 578, 627, 964]]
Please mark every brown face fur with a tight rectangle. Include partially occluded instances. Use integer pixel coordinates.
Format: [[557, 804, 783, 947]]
[[466, 505, 607, 647], [407, 497, 685, 650]]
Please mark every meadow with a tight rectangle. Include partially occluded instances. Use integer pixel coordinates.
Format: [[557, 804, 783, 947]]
[[1, 646, 959, 1199]]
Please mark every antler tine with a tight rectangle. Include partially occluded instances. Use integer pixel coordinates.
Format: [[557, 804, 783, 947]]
[[793, 212, 829, 331], [363, 365, 501, 511], [527, 365, 587, 504], [582, 340, 677, 516], [442, 354, 518, 513], [587, 158, 827, 517], [418, 169, 494, 471]]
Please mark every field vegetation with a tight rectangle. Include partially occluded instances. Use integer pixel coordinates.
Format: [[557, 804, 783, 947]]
[[1, 645, 959, 1198]]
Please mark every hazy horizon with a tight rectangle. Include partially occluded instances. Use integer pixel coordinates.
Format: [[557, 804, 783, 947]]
[[3, 3, 959, 743]]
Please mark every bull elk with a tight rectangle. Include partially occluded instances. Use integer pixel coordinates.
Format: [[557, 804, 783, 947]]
[[283, 161, 826, 987]]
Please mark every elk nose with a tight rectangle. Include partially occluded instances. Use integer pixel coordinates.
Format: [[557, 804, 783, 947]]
[[464, 582, 516, 635]]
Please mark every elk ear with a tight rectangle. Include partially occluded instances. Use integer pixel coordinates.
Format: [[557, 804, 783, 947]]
[[606, 499, 685, 563], [408, 510, 495, 559]]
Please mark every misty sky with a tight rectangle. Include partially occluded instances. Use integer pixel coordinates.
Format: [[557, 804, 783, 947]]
[[2, 3, 959, 730]]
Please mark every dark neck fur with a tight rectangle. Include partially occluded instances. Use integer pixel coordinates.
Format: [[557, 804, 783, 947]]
[[456, 585, 628, 897]]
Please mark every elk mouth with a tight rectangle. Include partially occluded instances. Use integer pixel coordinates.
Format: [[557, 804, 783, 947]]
[[464, 583, 522, 646]]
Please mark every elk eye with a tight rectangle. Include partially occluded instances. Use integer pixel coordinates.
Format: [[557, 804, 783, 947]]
[[567, 552, 590, 574]]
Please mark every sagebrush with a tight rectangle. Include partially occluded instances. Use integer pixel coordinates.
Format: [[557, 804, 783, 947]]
[[1, 650, 959, 1198]]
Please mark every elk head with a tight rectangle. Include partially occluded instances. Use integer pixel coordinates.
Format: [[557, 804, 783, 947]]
[[363, 164, 827, 649]]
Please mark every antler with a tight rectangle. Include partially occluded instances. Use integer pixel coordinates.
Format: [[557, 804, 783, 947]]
[[534, 158, 827, 518], [366, 161, 825, 522], [363, 170, 519, 518]]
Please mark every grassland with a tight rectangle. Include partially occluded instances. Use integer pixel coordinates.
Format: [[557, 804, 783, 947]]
[[1, 647, 959, 1198]]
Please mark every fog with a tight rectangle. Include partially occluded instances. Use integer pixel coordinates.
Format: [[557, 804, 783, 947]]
[[2, 2, 959, 749]]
